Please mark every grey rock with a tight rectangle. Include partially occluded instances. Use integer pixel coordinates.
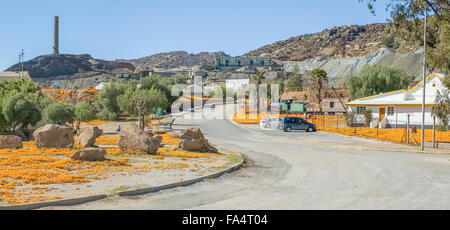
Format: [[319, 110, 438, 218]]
[[33, 124, 74, 148], [178, 128, 217, 153], [70, 147, 106, 161], [118, 125, 161, 155], [76, 126, 103, 148], [0, 135, 23, 149]]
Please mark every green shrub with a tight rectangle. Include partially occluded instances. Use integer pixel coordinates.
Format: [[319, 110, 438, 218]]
[[44, 103, 75, 125], [2, 93, 42, 131]]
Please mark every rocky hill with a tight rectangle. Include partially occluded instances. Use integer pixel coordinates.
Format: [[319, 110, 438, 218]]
[[6, 54, 135, 89], [245, 23, 417, 61], [7, 54, 134, 79], [124, 51, 227, 69]]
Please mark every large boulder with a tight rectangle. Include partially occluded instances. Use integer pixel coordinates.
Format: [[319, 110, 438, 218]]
[[70, 147, 106, 161], [33, 124, 74, 148], [178, 128, 217, 153], [76, 126, 103, 148], [0, 135, 23, 149], [118, 125, 162, 155]]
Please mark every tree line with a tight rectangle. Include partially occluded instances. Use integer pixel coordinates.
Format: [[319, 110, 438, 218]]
[[0, 74, 186, 136]]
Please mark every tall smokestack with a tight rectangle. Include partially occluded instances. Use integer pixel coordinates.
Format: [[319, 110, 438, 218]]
[[53, 16, 59, 55]]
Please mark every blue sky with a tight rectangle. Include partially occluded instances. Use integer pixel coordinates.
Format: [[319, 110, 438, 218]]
[[0, 0, 392, 70]]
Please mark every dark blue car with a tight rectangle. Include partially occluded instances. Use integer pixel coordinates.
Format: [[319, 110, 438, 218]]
[[280, 117, 316, 132]]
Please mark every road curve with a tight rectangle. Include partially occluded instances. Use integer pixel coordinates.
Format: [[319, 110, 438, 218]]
[[48, 105, 450, 210]]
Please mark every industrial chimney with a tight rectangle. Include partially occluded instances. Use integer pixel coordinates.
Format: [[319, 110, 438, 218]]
[[53, 16, 59, 55]]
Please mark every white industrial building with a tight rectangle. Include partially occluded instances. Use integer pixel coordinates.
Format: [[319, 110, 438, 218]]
[[0, 71, 30, 81], [346, 72, 447, 128]]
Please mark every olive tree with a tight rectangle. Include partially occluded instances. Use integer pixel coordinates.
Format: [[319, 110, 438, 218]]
[[44, 103, 76, 125], [360, 0, 450, 75], [119, 85, 168, 131], [346, 64, 411, 99], [0, 103, 9, 133], [75, 101, 97, 130], [2, 93, 42, 132], [95, 81, 127, 120]]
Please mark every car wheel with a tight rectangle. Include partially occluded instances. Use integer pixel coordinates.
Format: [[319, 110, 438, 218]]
[[307, 127, 314, 132], [285, 126, 292, 132]]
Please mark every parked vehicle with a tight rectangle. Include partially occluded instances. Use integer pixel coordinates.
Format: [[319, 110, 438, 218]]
[[260, 117, 281, 129], [280, 117, 316, 132]]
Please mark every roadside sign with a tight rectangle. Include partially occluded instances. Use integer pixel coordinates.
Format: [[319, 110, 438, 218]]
[[157, 108, 163, 116]]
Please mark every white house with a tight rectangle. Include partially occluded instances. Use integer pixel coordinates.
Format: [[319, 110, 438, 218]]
[[346, 72, 447, 128]]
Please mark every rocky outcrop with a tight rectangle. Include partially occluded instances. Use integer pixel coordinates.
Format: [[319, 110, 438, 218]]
[[118, 125, 162, 155], [245, 23, 418, 61], [33, 124, 74, 148], [7, 54, 134, 79], [124, 51, 227, 69], [177, 128, 217, 153], [76, 126, 103, 148], [70, 147, 106, 161], [0, 135, 23, 149]]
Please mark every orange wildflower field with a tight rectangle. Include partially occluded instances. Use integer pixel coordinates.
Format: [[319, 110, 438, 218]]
[[0, 133, 234, 206], [41, 88, 98, 104]]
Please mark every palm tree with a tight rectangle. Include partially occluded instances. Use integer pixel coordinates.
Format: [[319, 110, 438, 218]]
[[252, 71, 266, 115], [310, 69, 328, 114]]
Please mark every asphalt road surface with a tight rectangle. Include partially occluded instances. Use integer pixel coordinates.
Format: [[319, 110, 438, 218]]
[[48, 105, 450, 210]]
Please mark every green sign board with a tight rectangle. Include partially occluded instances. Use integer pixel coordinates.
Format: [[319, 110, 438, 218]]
[[157, 108, 163, 115], [281, 102, 305, 113]]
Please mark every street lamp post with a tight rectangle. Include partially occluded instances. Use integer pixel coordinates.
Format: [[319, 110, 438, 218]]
[[421, 5, 427, 151]]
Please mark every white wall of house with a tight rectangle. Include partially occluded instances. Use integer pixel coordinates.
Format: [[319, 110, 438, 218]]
[[350, 105, 435, 127]]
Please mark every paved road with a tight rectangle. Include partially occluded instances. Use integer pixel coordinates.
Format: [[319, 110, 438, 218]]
[[50, 105, 450, 210]]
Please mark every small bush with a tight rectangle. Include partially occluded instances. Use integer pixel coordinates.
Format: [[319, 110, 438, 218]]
[[362, 110, 373, 127], [44, 103, 75, 125]]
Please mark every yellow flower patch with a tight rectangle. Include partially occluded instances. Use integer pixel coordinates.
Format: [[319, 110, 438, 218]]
[[95, 136, 119, 145], [159, 133, 180, 145]]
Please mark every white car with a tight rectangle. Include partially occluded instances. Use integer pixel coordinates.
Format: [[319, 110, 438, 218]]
[[260, 117, 281, 129]]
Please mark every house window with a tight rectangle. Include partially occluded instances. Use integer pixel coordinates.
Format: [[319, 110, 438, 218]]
[[330, 102, 335, 108], [356, 106, 366, 114], [387, 107, 395, 116]]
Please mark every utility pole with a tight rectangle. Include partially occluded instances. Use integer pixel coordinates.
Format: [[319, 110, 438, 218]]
[[20, 49, 24, 73], [420, 5, 427, 151], [18, 49, 24, 79]]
